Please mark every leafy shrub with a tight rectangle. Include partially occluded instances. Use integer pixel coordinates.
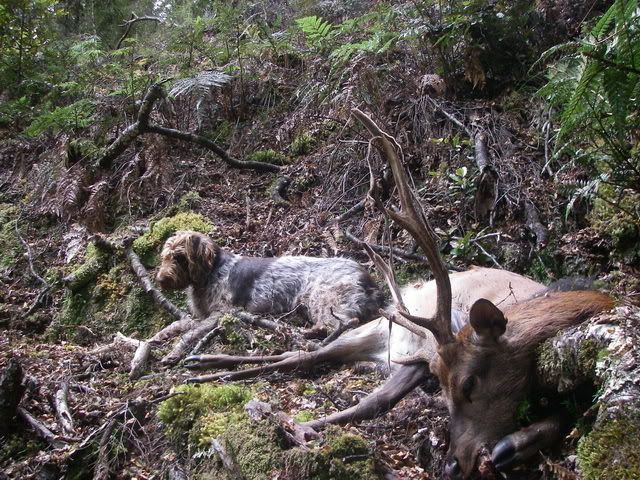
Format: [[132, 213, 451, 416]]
[[539, 0, 640, 239], [247, 149, 289, 165]]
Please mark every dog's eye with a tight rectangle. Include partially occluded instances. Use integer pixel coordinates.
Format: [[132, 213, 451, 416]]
[[462, 376, 476, 403]]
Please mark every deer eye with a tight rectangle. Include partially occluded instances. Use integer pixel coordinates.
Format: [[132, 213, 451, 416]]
[[462, 376, 476, 402]]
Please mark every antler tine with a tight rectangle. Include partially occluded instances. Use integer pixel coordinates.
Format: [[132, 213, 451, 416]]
[[352, 108, 454, 345]]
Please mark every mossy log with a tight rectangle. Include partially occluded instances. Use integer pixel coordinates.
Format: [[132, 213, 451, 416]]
[[536, 305, 640, 479]]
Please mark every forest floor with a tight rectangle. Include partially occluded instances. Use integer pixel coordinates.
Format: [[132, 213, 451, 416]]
[[1, 52, 639, 479]]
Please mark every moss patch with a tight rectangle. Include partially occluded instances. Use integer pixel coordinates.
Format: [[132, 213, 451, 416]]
[[132, 211, 213, 265], [157, 384, 252, 444], [289, 132, 315, 156], [578, 412, 640, 480], [0, 203, 20, 271], [536, 336, 601, 390], [66, 242, 110, 292], [247, 149, 289, 165], [282, 426, 379, 480]]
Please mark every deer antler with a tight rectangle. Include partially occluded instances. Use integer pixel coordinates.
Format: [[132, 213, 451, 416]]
[[352, 108, 454, 346]]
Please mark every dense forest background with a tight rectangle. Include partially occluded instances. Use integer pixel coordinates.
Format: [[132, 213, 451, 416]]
[[1, 0, 639, 479]]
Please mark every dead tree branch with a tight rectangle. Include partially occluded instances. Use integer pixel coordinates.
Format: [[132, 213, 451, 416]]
[[54, 381, 75, 436], [18, 407, 66, 448], [116, 13, 167, 50], [129, 341, 151, 380], [97, 83, 281, 173], [473, 133, 498, 224]]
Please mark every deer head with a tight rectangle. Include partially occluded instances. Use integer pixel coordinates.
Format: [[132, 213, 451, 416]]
[[352, 109, 612, 479]]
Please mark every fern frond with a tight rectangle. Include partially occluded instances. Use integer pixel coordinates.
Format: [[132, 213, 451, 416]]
[[295, 16, 333, 46], [169, 71, 233, 99]]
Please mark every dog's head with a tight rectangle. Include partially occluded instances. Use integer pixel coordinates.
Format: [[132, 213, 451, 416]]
[[156, 231, 218, 290]]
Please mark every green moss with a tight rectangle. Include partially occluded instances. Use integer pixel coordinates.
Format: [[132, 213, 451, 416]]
[[290, 132, 315, 156], [157, 384, 252, 440], [132, 211, 213, 265], [282, 426, 379, 480], [220, 313, 249, 351], [590, 187, 640, 264], [176, 191, 202, 211], [66, 138, 103, 167], [537, 337, 601, 389], [66, 242, 110, 292], [0, 204, 20, 270], [293, 410, 315, 423], [578, 413, 640, 479], [247, 149, 289, 165]]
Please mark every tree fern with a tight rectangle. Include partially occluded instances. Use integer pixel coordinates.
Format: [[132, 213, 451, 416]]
[[169, 71, 233, 99]]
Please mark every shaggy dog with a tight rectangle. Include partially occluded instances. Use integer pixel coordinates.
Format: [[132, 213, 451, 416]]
[[156, 231, 385, 337]]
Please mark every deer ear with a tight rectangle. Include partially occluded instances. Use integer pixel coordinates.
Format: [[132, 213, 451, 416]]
[[469, 299, 507, 342]]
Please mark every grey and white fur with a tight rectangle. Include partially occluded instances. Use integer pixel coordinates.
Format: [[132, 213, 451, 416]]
[[156, 231, 385, 336]]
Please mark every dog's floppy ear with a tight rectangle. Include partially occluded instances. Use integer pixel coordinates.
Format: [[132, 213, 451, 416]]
[[185, 232, 217, 286]]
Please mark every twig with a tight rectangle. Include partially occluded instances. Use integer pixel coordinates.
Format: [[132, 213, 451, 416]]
[[161, 316, 221, 365], [116, 13, 168, 49], [333, 199, 366, 223]]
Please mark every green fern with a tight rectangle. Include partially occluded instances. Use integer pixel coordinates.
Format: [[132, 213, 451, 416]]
[[295, 16, 333, 48], [169, 71, 233, 99], [25, 99, 96, 137]]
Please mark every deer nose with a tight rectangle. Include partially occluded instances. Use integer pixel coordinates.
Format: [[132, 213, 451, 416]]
[[444, 457, 463, 480]]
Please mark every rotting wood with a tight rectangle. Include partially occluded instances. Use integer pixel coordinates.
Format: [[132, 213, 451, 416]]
[[269, 175, 291, 204], [473, 133, 499, 225], [54, 381, 75, 436], [90, 332, 141, 356], [161, 316, 221, 365], [93, 418, 117, 480]]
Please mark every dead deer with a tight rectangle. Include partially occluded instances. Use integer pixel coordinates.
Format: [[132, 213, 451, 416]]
[[185, 109, 614, 478]]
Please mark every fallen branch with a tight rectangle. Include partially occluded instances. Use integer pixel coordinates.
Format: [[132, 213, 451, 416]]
[[54, 381, 75, 436], [269, 175, 291, 204], [149, 317, 199, 344], [18, 407, 66, 448], [129, 341, 151, 380], [90, 332, 141, 356], [211, 439, 246, 479], [93, 418, 117, 480], [161, 316, 221, 365], [190, 326, 222, 356], [245, 400, 318, 447]]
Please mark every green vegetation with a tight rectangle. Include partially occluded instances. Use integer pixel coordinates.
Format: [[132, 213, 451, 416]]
[[539, 0, 640, 261], [578, 413, 640, 480], [247, 149, 289, 165], [0, 204, 20, 271], [157, 384, 252, 442]]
